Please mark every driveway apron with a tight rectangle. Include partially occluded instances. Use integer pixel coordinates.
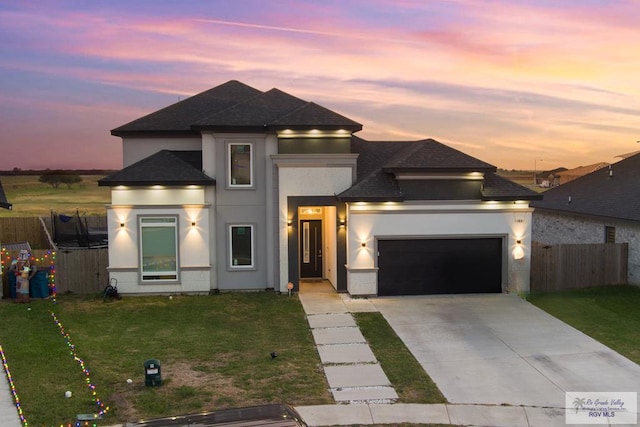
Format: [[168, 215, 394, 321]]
[[371, 294, 640, 409]]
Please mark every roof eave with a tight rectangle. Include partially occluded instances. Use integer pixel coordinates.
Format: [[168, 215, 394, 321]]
[[111, 130, 200, 138], [481, 194, 543, 202], [98, 179, 216, 187], [383, 166, 497, 174], [338, 196, 404, 202]]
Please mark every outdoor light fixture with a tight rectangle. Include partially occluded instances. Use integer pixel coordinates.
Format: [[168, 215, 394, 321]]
[[120, 222, 125, 228], [512, 240, 525, 260], [191, 221, 196, 227], [361, 242, 366, 247], [339, 218, 346, 227], [287, 219, 292, 227]]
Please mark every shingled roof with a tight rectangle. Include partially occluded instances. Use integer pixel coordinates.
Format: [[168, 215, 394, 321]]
[[339, 137, 541, 202], [98, 150, 214, 187], [531, 153, 640, 222], [112, 81, 361, 136], [0, 179, 12, 210]]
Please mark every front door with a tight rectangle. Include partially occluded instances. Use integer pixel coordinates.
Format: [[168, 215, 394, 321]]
[[300, 220, 323, 278]]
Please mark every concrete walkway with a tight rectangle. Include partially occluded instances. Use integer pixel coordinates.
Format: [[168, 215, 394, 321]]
[[299, 281, 397, 403]]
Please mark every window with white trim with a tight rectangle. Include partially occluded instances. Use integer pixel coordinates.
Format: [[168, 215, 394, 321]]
[[229, 224, 254, 268], [139, 217, 178, 281], [228, 143, 252, 187]]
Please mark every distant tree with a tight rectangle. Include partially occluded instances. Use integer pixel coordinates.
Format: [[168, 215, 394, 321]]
[[38, 172, 82, 188], [39, 173, 62, 188], [60, 174, 82, 189]]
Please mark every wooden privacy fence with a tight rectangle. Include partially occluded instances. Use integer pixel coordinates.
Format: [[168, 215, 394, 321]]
[[0, 217, 50, 248], [55, 248, 109, 294], [530, 242, 628, 292]]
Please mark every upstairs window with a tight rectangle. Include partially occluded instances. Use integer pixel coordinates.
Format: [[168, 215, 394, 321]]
[[139, 217, 178, 281], [228, 143, 252, 187]]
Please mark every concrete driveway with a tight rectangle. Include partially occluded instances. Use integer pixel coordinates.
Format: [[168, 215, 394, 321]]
[[371, 294, 640, 408]]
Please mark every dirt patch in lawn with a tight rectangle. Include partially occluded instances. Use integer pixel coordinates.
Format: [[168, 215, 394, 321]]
[[109, 360, 247, 423]]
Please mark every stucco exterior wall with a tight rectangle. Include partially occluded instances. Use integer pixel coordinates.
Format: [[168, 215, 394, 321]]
[[105, 203, 211, 294], [122, 136, 202, 167], [533, 209, 640, 285], [346, 202, 533, 295]]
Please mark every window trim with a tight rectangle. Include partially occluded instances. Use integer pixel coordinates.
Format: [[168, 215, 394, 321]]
[[138, 215, 179, 283], [228, 223, 255, 270], [227, 142, 254, 189]]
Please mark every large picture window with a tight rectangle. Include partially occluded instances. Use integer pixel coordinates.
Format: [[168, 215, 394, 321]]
[[140, 217, 178, 281], [229, 224, 254, 269], [228, 143, 252, 187]]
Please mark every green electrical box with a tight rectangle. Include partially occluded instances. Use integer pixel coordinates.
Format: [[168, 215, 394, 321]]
[[144, 359, 162, 387]]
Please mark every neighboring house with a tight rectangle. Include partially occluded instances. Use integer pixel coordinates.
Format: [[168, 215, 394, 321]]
[[554, 162, 609, 185], [0, 180, 11, 210], [531, 154, 640, 285], [99, 80, 540, 296], [536, 167, 567, 187]]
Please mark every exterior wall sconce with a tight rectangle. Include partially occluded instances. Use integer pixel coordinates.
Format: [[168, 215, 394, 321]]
[[191, 221, 196, 227], [120, 222, 125, 228], [361, 242, 366, 247], [339, 218, 346, 227], [287, 219, 292, 227], [512, 240, 525, 260]]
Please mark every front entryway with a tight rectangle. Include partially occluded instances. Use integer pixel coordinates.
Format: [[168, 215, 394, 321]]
[[300, 220, 323, 278]]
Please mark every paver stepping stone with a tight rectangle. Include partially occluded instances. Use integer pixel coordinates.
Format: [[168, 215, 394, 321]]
[[307, 313, 356, 328], [324, 363, 391, 388], [332, 386, 398, 402], [312, 327, 366, 345], [317, 343, 377, 364]]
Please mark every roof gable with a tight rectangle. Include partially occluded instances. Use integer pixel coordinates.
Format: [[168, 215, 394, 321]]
[[192, 88, 307, 129], [98, 150, 215, 187], [111, 81, 263, 136], [531, 153, 640, 221], [112, 81, 361, 136], [339, 137, 540, 202], [382, 139, 496, 172]]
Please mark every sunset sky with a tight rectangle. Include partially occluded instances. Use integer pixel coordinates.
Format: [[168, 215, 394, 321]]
[[1, 1, 639, 171]]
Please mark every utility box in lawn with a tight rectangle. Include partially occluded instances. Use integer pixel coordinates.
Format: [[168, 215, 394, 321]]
[[144, 359, 162, 387]]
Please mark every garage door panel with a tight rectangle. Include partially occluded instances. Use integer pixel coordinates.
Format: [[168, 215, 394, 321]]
[[378, 238, 502, 296]]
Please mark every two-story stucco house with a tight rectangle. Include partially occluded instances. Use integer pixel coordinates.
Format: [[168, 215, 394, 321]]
[[98, 80, 541, 296]]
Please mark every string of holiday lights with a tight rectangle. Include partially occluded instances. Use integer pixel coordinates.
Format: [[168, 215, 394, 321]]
[[50, 311, 109, 420], [1, 248, 106, 426], [0, 344, 28, 427]]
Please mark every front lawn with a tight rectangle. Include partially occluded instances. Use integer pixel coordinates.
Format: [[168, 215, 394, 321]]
[[0, 293, 332, 426], [528, 285, 640, 364]]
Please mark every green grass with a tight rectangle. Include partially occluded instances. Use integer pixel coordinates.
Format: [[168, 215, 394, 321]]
[[354, 312, 447, 404], [0, 293, 332, 426], [528, 285, 640, 364], [0, 175, 110, 217]]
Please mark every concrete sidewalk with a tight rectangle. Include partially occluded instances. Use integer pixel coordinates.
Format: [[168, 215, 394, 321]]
[[0, 364, 22, 427], [295, 402, 571, 427]]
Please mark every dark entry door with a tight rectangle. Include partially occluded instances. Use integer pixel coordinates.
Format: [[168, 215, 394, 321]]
[[300, 220, 323, 278], [377, 238, 503, 296]]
